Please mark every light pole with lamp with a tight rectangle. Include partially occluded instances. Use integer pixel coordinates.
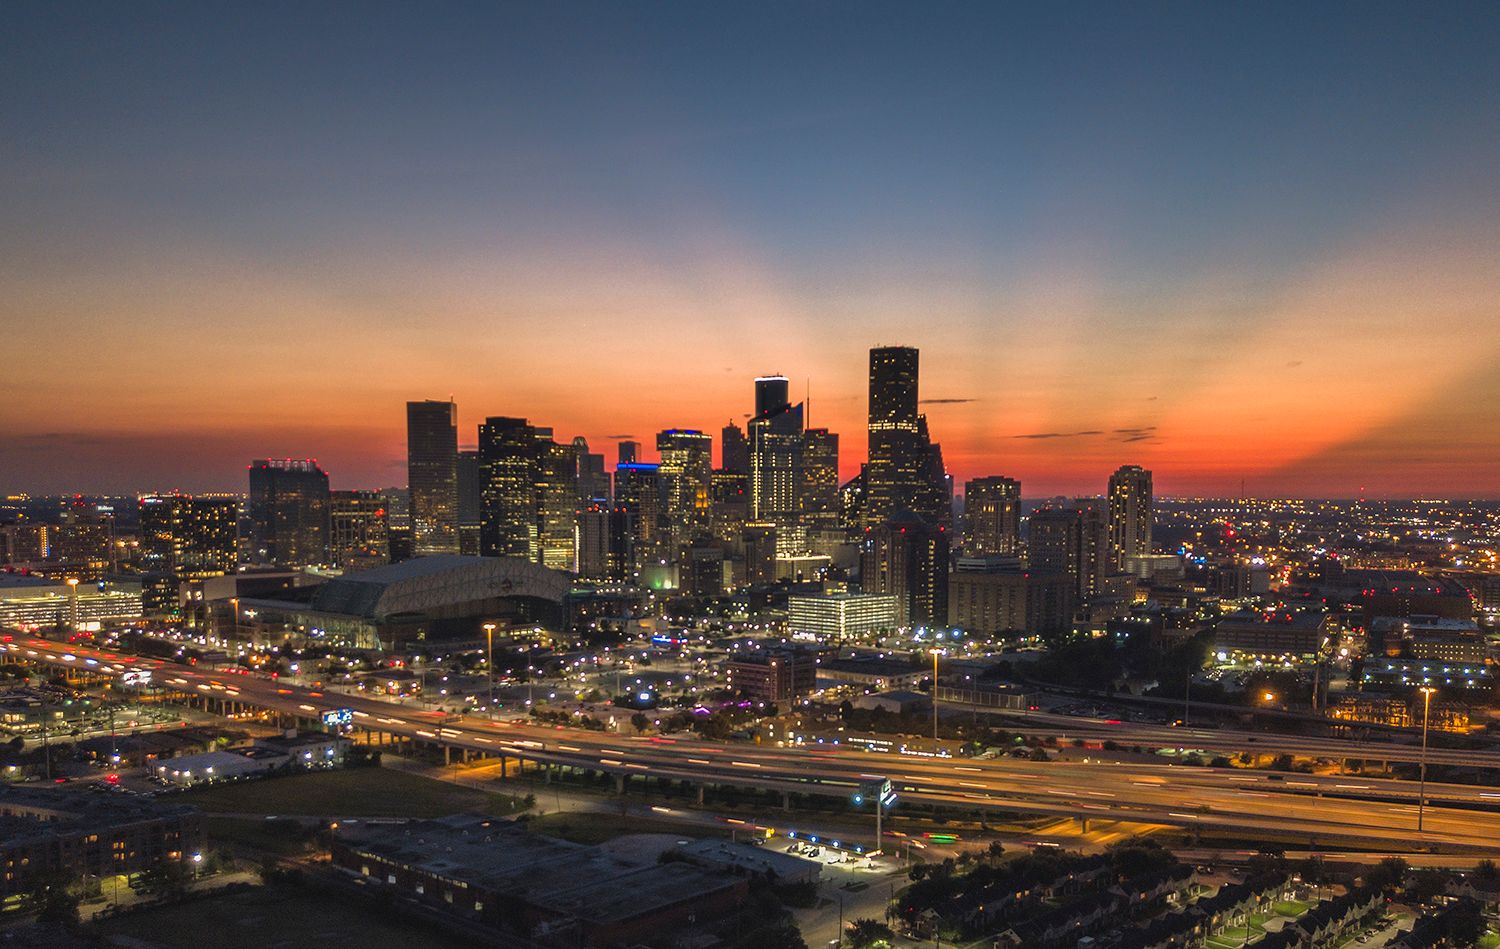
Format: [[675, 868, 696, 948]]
[[66, 578, 80, 632], [1418, 685, 1436, 833], [483, 623, 497, 717], [930, 648, 942, 745]]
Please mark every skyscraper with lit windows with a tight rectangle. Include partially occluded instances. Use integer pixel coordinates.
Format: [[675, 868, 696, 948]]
[[1107, 464, 1154, 568], [963, 476, 1021, 556], [864, 346, 949, 528], [247, 459, 330, 567], [406, 399, 460, 556], [656, 429, 713, 554]]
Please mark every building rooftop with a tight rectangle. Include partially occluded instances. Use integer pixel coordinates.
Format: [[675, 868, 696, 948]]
[[337, 816, 740, 925]]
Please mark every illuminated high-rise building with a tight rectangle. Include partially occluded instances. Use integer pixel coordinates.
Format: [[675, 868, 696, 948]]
[[800, 428, 840, 528], [533, 429, 578, 572], [479, 417, 539, 560], [710, 470, 750, 547], [477, 417, 577, 570], [140, 494, 239, 580], [139, 493, 238, 619], [860, 511, 949, 627], [742, 521, 778, 586], [1107, 464, 1154, 567], [656, 429, 713, 554], [406, 400, 460, 555], [963, 476, 1021, 556], [575, 500, 612, 580], [748, 375, 804, 528], [1028, 499, 1108, 601], [612, 462, 663, 577], [329, 489, 390, 569], [864, 346, 949, 528], [247, 459, 330, 567]]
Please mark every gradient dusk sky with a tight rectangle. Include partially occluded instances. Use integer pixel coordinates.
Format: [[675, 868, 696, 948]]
[[3, 3, 1499, 498]]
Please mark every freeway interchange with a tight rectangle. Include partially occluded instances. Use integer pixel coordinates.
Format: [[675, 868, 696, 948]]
[[7, 633, 1500, 854]]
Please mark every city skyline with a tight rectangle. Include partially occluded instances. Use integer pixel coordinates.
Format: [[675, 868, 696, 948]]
[[4, 4, 1500, 498]]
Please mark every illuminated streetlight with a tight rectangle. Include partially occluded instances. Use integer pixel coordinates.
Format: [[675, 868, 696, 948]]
[[930, 648, 942, 744], [483, 623, 497, 717], [1418, 685, 1436, 833]]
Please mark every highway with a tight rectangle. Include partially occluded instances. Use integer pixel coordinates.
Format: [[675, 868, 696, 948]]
[[8, 634, 1500, 854], [957, 705, 1500, 770]]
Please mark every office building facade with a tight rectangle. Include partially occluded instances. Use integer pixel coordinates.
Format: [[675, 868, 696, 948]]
[[247, 459, 330, 567], [406, 400, 460, 556]]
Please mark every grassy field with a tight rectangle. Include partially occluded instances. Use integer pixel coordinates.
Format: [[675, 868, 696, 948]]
[[523, 811, 726, 845], [1272, 899, 1311, 918], [92, 883, 469, 949], [178, 767, 526, 818], [1477, 933, 1499, 949]]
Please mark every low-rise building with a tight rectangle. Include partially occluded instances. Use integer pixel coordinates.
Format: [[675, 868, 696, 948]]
[[1213, 610, 1331, 659], [332, 814, 749, 946], [854, 689, 931, 715], [818, 656, 925, 691], [0, 786, 203, 898], [669, 837, 821, 884], [724, 648, 817, 703], [153, 730, 350, 786]]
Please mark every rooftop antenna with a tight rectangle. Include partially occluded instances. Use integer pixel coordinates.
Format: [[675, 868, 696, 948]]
[[806, 378, 811, 428]]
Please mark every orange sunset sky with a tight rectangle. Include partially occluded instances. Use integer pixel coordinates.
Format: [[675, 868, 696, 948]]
[[3, 5, 1499, 498]]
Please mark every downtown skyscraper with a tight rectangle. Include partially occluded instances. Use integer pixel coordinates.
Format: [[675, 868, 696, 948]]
[[247, 459, 330, 568], [1107, 464, 1154, 568], [863, 346, 950, 528], [406, 399, 460, 556], [477, 416, 578, 571], [963, 476, 1022, 556]]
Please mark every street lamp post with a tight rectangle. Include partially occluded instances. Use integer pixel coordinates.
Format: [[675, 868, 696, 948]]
[[930, 648, 941, 745], [66, 578, 79, 632], [1418, 685, 1436, 833], [483, 623, 497, 717]]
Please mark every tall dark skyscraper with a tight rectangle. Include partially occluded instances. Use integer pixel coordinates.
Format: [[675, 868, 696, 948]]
[[860, 511, 949, 627], [721, 421, 749, 476], [456, 449, 482, 555], [1108, 464, 1154, 567], [247, 459, 330, 567], [617, 440, 639, 466], [406, 399, 460, 556], [868, 346, 919, 432], [963, 476, 1022, 556], [754, 375, 791, 419], [478, 417, 538, 560], [1028, 498, 1108, 602], [864, 346, 949, 528], [573, 436, 609, 504]]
